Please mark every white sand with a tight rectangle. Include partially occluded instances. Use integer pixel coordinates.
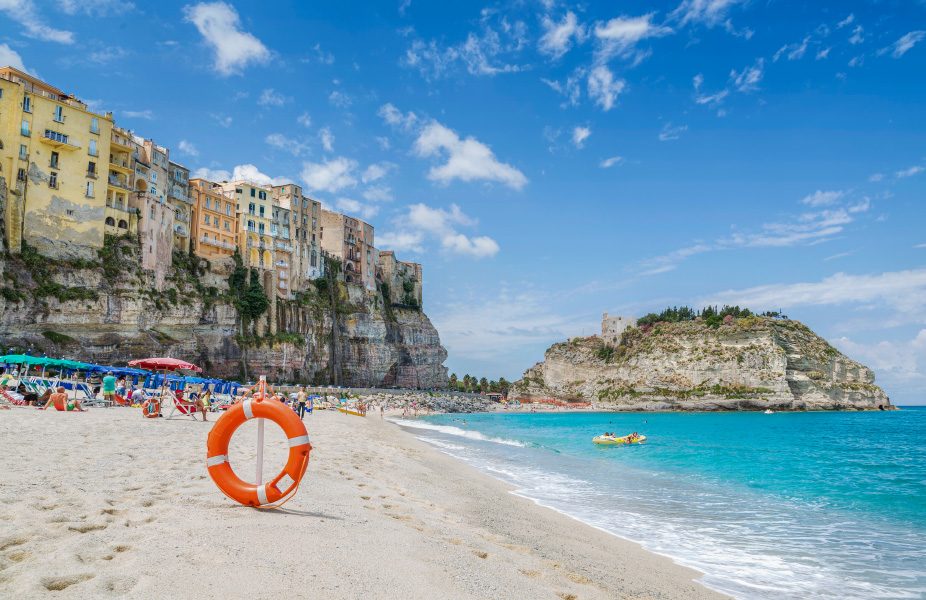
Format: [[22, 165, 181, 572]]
[[0, 407, 725, 599]]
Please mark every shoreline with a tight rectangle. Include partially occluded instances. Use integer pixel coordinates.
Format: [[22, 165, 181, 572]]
[[0, 407, 724, 599]]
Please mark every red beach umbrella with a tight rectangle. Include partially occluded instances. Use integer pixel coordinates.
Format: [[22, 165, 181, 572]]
[[128, 357, 203, 373]]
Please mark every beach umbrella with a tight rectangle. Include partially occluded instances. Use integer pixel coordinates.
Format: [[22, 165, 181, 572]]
[[128, 357, 202, 373]]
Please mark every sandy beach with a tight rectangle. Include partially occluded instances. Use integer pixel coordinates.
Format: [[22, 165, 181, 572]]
[[0, 407, 724, 599]]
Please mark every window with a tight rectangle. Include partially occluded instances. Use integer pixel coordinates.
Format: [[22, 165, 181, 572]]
[[235, 188, 242, 194], [250, 188, 255, 197], [258, 191, 266, 200], [248, 203, 255, 215], [150, 185, 157, 196], [205, 198, 211, 210], [88, 139, 98, 156], [86, 181, 94, 197], [19, 144, 27, 159], [16, 168, 26, 182], [226, 203, 231, 216], [21, 119, 30, 136], [49, 172, 58, 188], [90, 117, 99, 134], [50, 151, 59, 168], [204, 214, 210, 224], [258, 223, 265, 234], [22, 95, 31, 113], [259, 206, 265, 218], [247, 220, 255, 231], [87, 161, 96, 177], [224, 221, 230, 231], [53, 105, 64, 123], [150, 172, 157, 182]]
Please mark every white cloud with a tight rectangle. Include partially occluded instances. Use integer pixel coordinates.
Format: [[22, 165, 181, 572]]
[[362, 185, 393, 202], [816, 47, 831, 60], [362, 162, 394, 184], [301, 157, 358, 193], [730, 57, 764, 92], [183, 1, 270, 76], [178, 140, 199, 157], [834, 331, 926, 401], [211, 113, 233, 127], [571, 126, 591, 148], [640, 200, 870, 274], [380, 203, 499, 259], [413, 121, 527, 189], [60, 0, 133, 15], [335, 197, 379, 220], [868, 173, 884, 182], [0, 43, 28, 72], [587, 65, 626, 111], [700, 269, 926, 324], [191, 163, 289, 186], [541, 68, 584, 107], [692, 72, 729, 106], [297, 112, 311, 127], [319, 127, 334, 152], [836, 14, 854, 29], [402, 17, 526, 79], [0, 0, 74, 43], [773, 36, 810, 62], [594, 13, 672, 62], [123, 109, 154, 120], [375, 136, 391, 150], [257, 88, 288, 107], [671, 0, 743, 29], [265, 133, 309, 156], [328, 90, 352, 108], [883, 31, 926, 58], [378, 103, 418, 131], [848, 25, 864, 45], [658, 122, 687, 141], [600, 156, 624, 168], [538, 11, 586, 59], [896, 165, 924, 179], [375, 230, 425, 254], [802, 190, 844, 206]]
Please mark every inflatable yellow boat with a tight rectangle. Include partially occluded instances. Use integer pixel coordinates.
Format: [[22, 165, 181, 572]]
[[593, 434, 646, 445], [337, 406, 365, 417]]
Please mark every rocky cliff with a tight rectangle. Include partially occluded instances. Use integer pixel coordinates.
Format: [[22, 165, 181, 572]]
[[511, 317, 891, 411], [0, 238, 448, 388]]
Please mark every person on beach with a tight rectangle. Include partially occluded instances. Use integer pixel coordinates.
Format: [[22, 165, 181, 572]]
[[41, 386, 85, 411], [195, 386, 212, 421], [296, 387, 308, 419], [380, 402, 384, 419], [116, 376, 127, 397], [36, 388, 52, 407], [102, 371, 116, 404]]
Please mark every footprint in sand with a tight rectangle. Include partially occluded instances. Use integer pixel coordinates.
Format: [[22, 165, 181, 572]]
[[473, 551, 489, 559], [0, 536, 27, 551], [99, 575, 137, 594], [114, 544, 131, 553], [7, 550, 30, 563], [41, 573, 94, 591], [68, 523, 107, 533]]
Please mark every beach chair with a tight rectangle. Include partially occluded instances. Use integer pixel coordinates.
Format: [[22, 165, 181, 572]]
[[0, 388, 25, 405], [165, 391, 199, 420]]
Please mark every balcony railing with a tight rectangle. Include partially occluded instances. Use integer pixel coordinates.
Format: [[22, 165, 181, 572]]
[[199, 236, 236, 251], [275, 241, 293, 252], [108, 175, 130, 190]]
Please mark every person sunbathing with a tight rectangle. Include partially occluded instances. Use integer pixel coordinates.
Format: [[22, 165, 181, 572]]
[[41, 387, 86, 411]]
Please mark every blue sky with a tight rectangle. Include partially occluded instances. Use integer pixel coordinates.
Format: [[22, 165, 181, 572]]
[[2, 1, 924, 403]]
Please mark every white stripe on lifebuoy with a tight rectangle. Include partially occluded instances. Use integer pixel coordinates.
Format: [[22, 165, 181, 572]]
[[287, 435, 310, 447], [256, 484, 269, 506], [243, 399, 254, 419], [206, 454, 227, 467]]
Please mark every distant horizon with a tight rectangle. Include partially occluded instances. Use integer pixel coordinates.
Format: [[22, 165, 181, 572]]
[[1, 1, 922, 404]]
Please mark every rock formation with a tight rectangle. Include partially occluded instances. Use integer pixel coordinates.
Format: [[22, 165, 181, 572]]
[[511, 317, 891, 411], [0, 238, 448, 388]]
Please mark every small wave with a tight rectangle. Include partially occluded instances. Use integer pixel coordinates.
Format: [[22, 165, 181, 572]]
[[389, 418, 525, 447]]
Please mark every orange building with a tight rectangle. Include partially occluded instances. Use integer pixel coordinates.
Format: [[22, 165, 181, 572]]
[[190, 178, 237, 260]]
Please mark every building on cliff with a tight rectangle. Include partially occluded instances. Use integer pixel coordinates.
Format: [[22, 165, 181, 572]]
[[129, 136, 174, 289], [0, 66, 115, 260], [319, 209, 377, 291], [272, 183, 323, 288], [189, 178, 237, 260], [105, 126, 137, 238], [601, 313, 636, 344], [377, 251, 423, 308], [168, 161, 192, 253]]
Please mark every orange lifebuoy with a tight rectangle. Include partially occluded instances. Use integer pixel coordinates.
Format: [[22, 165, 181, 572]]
[[142, 399, 160, 418], [206, 396, 311, 507]]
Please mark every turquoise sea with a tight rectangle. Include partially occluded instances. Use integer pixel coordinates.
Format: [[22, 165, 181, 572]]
[[394, 407, 926, 599]]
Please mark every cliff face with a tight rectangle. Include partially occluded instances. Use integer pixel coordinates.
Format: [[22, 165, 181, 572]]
[[0, 240, 447, 388], [511, 318, 891, 411]]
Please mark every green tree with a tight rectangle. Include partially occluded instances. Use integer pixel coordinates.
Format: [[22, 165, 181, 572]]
[[449, 373, 458, 390], [240, 269, 270, 332], [479, 377, 489, 393]]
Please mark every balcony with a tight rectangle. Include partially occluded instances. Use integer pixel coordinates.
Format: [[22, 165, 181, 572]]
[[275, 241, 293, 252], [174, 223, 189, 237], [86, 170, 98, 179], [110, 136, 133, 152], [275, 260, 288, 268], [199, 236, 236, 251], [41, 130, 80, 150], [174, 211, 189, 223], [108, 175, 131, 190]]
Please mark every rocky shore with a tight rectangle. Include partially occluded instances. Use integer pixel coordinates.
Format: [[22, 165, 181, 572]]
[[346, 391, 494, 413]]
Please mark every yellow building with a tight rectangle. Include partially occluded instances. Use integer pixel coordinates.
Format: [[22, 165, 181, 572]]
[[105, 126, 137, 237], [221, 180, 274, 270], [0, 66, 114, 259], [190, 178, 237, 260]]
